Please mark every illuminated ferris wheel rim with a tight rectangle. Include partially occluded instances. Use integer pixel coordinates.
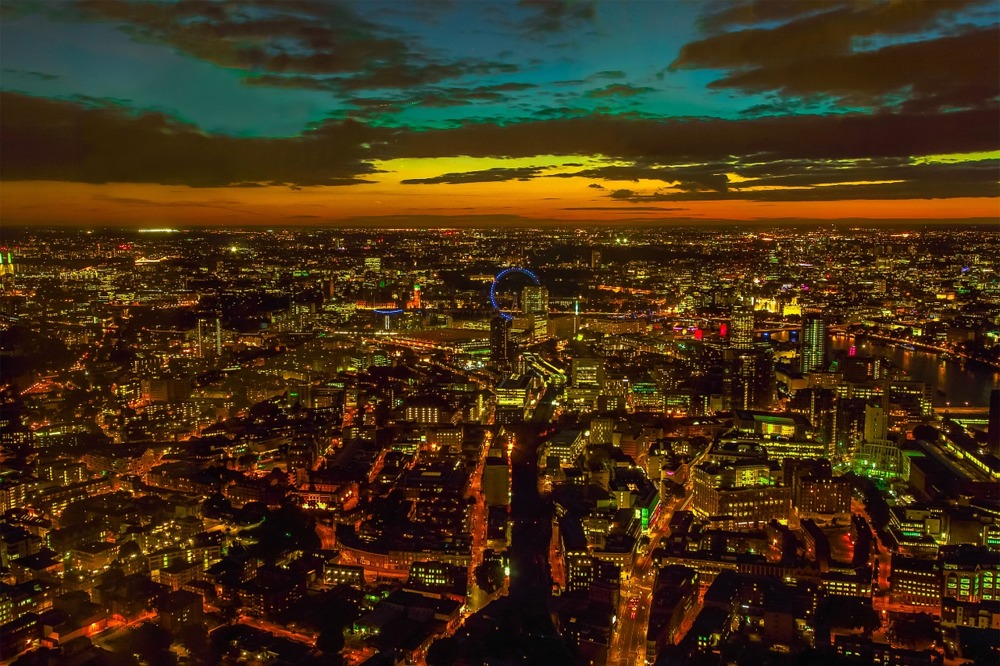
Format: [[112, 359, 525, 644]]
[[490, 266, 540, 320]]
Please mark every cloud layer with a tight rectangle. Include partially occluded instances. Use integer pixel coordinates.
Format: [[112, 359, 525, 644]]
[[0, 0, 997, 221], [3, 89, 997, 202]]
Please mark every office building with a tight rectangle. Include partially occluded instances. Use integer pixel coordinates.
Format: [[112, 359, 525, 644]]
[[728, 348, 773, 411], [521, 285, 548, 316], [571, 357, 605, 389], [483, 456, 509, 507], [589, 418, 614, 446], [890, 556, 940, 607], [490, 315, 511, 368], [691, 461, 790, 527], [522, 285, 549, 340], [801, 313, 826, 373], [730, 301, 755, 350]]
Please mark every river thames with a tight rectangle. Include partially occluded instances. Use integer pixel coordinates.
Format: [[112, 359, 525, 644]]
[[830, 334, 999, 408]]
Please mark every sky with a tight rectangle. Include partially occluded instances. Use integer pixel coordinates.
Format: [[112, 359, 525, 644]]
[[1, 0, 998, 226]]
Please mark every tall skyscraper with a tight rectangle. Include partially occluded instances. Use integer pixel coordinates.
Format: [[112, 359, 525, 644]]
[[522, 285, 549, 340], [490, 316, 511, 368], [801, 313, 827, 373], [590, 249, 601, 269], [0, 252, 14, 277], [730, 301, 755, 350], [521, 285, 549, 315], [197, 318, 222, 358], [729, 347, 773, 410]]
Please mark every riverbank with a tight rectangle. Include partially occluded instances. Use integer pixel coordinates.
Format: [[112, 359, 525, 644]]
[[830, 334, 999, 408]]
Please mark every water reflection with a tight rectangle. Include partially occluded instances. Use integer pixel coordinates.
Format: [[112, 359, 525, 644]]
[[830, 334, 999, 408]]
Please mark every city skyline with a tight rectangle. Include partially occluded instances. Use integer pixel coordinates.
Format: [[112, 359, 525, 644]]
[[2, 0, 999, 226], [0, 224, 998, 664]]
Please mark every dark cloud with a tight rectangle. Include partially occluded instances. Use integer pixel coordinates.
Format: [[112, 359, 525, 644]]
[[385, 108, 999, 163], [0, 92, 379, 187], [74, 0, 517, 91], [399, 82, 537, 109], [530, 106, 591, 118], [241, 74, 336, 91], [603, 160, 999, 202], [733, 158, 999, 190], [676, 1, 981, 69], [698, 1, 850, 32], [400, 166, 546, 185], [342, 97, 405, 115], [674, 1, 995, 110], [4, 91, 996, 203], [1, 68, 62, 81], [742, 179, 997, 201], [554, 165, 730, 192], [333, 60, 519, 92], [77, 0, 404, 73], [485, 82, 538, 93], [335, 82, 538, 121], [739, 100, 806, 117], [605, 189, 704, 203], [585, 70, 627, 81], [518, 0, 596, 34], [404, 164, 727, 193], [585, 84, 656, 99], [709, 28, 999, 110]]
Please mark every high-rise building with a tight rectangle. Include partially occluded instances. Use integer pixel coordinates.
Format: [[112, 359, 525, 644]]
[[864, 403, 887, 442], [730, 301, 755, 350], [521, 285, 548, 315], [571, 357, 605, 389], [728, 348, 773, 410], [801, 313, 827, 373], [590, 249, 601, 269], [483, 456, 509, 507], [142, 378, 193, 404], [522, 285, 549, 340], [197, 318, 222, 358], [589, 417, 614, 445], [490, 316, 511, 368]]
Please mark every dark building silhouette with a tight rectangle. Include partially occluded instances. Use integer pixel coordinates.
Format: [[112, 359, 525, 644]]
[[989, 389, 1000, 456], [727, 347, 773, 411], [490, 315, 512, 368]]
